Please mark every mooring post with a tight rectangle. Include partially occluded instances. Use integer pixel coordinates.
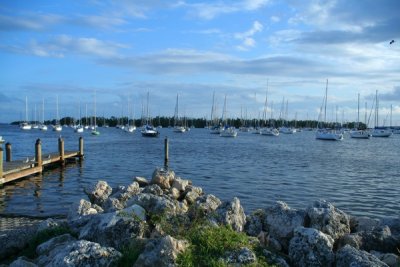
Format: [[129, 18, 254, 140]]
[[0, 147, 3, 179], [58, 137, 65, 165], [79, 137, 84, 158], [5, 142, 11, 162], [164, 137, 169, 169], [35, 139, 42, 170]]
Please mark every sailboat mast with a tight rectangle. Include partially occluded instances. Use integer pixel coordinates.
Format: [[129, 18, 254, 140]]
[[357, 93, 360, 128], [56, 95, 59, 123], [93, 91, 97, 128], [25, 96, 28, 122], [324, 79, 328, 124]]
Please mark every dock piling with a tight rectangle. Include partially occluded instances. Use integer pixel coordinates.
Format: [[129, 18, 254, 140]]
[[79, 137, 84, 158], [164, 137, 169, 169], [5, 142, 11, 162], [58, 137, 65, 165], [35, 139, 42, 169]]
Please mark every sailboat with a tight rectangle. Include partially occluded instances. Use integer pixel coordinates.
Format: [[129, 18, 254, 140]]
[[39, 98, 48, 131], [220, 94, 237, 137], [279, 98, 296, 134], [350, 93, 370, 139], [20, 96, 32, 130], [209, 91, 223, 134], [371, 90, 392, 138], [75, 101, 84, 133], [125, 95, 136, 133], [91, 91, 100, 135], [53, 96, 62, 132], [141, 92, 159, 137], [315, 79, 343, 141], [173, 94, 186, 133]]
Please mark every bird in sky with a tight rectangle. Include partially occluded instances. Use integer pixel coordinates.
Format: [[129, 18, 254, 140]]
[[389, 40, 395, 45]]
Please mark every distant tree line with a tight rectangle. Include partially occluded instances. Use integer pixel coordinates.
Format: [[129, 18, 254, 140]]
[[11, 116, 368, 129]]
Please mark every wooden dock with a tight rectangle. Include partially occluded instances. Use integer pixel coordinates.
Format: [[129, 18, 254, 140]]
[[0, 137, 83, 185]]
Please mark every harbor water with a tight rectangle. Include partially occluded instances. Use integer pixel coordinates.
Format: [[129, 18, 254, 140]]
[[0, 124, 399, 220]]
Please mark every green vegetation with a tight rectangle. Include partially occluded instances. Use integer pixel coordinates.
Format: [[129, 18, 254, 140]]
[[117, 241, 145, 267]]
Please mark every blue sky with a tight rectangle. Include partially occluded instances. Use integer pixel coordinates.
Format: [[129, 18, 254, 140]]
[[1, 0, 399, 126]]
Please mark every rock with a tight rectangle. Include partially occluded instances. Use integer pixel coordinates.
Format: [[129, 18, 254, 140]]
[[350, 216, 380, 233], [264, 201, 306, 251], [151, 168, 175, 189], [142, 184, 164, 196], [36, 218, 62, 232], [0, 224, 38, 261], [118, 204, 147, 221], [223, 247, 257, 265], [214, 197, 246, 232], [36, 233, 76, 255], [9, 256, 38, 267], [371, 251, 400, 267], [36, 238, 121, 267], [184, 185, 203, 204], [134, 235, 188, 267], [245, 209, 266, 237], [169, 187, 181, 199], [336, 245, 389, 267], [381, 217, 400, 237], [262, 249, 290, 267], [288, 226, 335, 267], [102, 197, 124, 212], [305, 200, 350, 240], [84, 181, 113, 206], [338, 225, 399, 254], [126, 193, 180, 216], [78, 212, 147, 249], [110, 182, 141, 203], [134, 176, 149, 187], [68, 199, 102, 222], [172, 177, 190, 192], [193, 194, 222, 216]]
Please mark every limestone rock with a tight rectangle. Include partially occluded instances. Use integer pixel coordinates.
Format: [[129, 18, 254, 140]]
[[134, 235, 189, 267], [36, 239, 121, 267], [371, 251, 400, 267], [110, 182, 141, 203], [36, 218, 62, 232], [336, 245, 389, 267], [151, 168, 175, 189], [102, 197, 124, 212], [36, 233, 76, 256], [184, 185, 203, 204], [262, 249, 290, 267], [126, 193, 179, 215], [9, 256, 38, 267], [118, 204, 146, 221], [193, 194, 222, 216], [381, 217, 400, 237], [84, 181, 113, 206], [245, 209, 266, 237], [134, 176, 149, 187], [0, 224, 38, 260], [215, 197, 246, 232], [264, 201, 306, 251], [169, 187, 181, 200], [288, 226, 334, 267], [172, 177, 190, 192], [223, 247, 257, 265], [142, 184, 164, 196], [68, 199, 102, 222], [350, 216, 380, 233]]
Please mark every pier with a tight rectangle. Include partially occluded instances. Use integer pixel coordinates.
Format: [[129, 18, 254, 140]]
[[0, 137, 83, 185]]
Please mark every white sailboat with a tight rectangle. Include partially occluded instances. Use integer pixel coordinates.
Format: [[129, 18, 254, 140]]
[[126, 95, 136, 132], [209, 91, 223, 134], [173, 94, 186, 133], [53, 95, 62, 132], [220, 95, 237, 137], [91, 91, 100, 135], [75, 101, 84, 133], [20, 96, 32, 130], [371, 90, 392, 138], [315, 79, 343, 141], [141, 92, 159, 137], [39, 98, 48, 131], [350, 93, 370, 139]]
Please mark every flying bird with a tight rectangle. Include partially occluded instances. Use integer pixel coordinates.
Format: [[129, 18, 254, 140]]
[[389, 40, 395, 45]]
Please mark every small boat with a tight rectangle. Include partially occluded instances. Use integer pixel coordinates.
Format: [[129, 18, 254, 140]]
[[261, 127, 279, 136], [53, 96, 62, 132], [141, 125, 159, 137], [173, 126, 186, 133], [173, 94, 186, 133], [0, 136, 4, 144], [91, 91, 100, 136], [20, 96, 32, 130], [20, 122, 32, 130], [279, 126, 296, 134], [220, 126, 237, 137], [371, 127, 392, 137], [350, 94, 370, 139]]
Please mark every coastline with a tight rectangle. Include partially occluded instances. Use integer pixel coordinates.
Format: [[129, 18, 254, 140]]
[[0, 167, 399, 266]]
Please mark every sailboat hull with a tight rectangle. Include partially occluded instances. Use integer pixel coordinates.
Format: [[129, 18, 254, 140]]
[[316, 129, 343, 140]]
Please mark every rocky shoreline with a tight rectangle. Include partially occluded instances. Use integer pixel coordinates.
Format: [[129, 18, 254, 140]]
[[0, 168, 399, 266]]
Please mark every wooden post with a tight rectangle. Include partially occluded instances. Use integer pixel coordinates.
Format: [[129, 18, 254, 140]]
[[58, 137, 65, 165], [35, 139, 42, 169], [164, 137, 169, 169], [0, 147, 3, 179], [5, 142, 11, 162], [79, 137, 84, 158]]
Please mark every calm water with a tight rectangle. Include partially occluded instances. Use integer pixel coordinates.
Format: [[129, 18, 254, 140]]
[[0, 124, 399, 219]]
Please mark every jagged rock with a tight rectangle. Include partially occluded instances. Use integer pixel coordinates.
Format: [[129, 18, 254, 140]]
[[36, 218, 62, 232], [78, 212, 147, 249], [84, 181, 113, 206], [350, 216, 380, 233], [36, 233, 76, 255], [102, 197, 124, 212], [134, 235, 188, 267], [371, 251, 400, 267], [36, 238, 121, 267], [337, 225, 399, 253], [193, 194, 222, 215], [0, 224, 39, 260], [68, 199, 103, 222], [110, 182, 141, 203], [305, 200, 350, 240], [184, 185, 203, 204], [262, 249, 290, 267], [336, 245, 389, 267], [9, 256, 37, 267], [214, 197, 246, 232], [288, 226, 334, 267], [264, 201, 306, 251], [169, 187, 181, 199], [126, 193, 180, 215], [245, 209, 266, 236], [381, 217, 400, 237], [134, 176, 149, 187], [143, 184, 164, 196], [172, 177, 190, 192], [223, 247, 257, 265], [151, 168, 175, 189]]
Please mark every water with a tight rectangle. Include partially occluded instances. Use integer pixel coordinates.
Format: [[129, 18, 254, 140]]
[[0, 124, 399, 220]]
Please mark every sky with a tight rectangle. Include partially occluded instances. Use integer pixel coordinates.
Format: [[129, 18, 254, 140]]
[[1, 0, 400, 126]]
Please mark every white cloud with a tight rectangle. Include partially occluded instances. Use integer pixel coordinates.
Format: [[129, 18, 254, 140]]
[[235, 21, 263, 50], [0, 13, 63, 31], [270, 16, 280, 23]]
